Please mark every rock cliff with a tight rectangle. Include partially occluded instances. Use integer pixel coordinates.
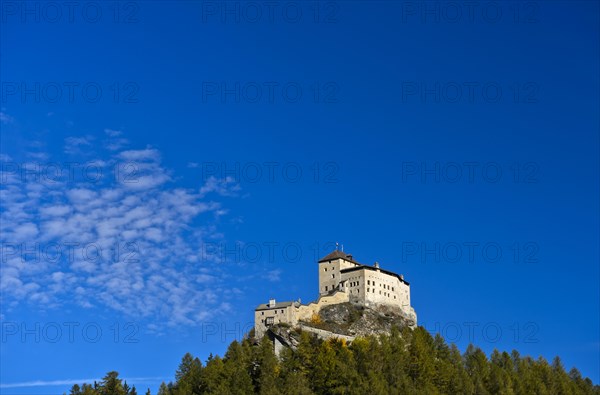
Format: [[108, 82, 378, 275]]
[[262, 302, 415, 350]]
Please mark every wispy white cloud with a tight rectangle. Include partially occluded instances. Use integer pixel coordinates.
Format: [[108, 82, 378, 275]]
[[199, 176, 241, 197], [118, 148, 161, 162], [0, 377, 166, 388], [104, 128, 122, 137], [0, 111, 14, 124], [64, 136, 93, 155], [26, 151, 49, 160], [0, 130, 240, 328], [265, 269, 282, 282], [104, 129, 129, 151]]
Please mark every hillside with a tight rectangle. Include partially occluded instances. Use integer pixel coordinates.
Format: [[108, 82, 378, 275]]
[[67, 326, 599, 395]]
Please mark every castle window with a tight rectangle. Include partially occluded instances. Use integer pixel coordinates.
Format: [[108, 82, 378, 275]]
[[281, 310, 284, 313], [331, 274, 335, 278], [261, 312, 264, 315], [392, 287, 394, 292], [367, 280, 370, 285], [394, 296, 396, 299], [325, 286, 328, 291], [266, 317, 274, 326], [367, 288, 370, 292]]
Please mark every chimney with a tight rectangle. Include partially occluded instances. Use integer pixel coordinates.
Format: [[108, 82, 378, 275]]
[[374, 261, 380, 268], [269, 298, 276, 307], [347, 254, 353, 260]]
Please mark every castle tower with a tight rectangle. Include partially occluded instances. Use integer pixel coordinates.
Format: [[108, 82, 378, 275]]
[[317, 250, 360, 295]]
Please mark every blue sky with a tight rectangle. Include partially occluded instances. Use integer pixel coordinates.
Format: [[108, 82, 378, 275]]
[[0, 0, 598, 393]]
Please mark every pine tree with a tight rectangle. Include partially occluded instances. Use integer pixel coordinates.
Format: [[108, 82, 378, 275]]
[[222, 341, 254, 394], [295, 331, 317, 375], [407, 327, 436, 391], [449, 343, 474, 394], [384, 326, 411, 393], [310, 339, 338, 393], [278, 345, 313, 395], [175, 353, 195, 382], [253, 337, 280, 395], [173, 352, 202, 395], [99, 371, 126, 395], [464, 345, 491, 394], [201, 354, 229, 394], [330, 337, 360, 393], [550, 356, 572, 395], [489, 349, 515, 395], [156, 382, 169, 395], [348, 337, 376, 394], [82, 384, 97, 395]]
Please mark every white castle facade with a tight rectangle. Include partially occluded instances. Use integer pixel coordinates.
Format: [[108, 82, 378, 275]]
[[254, 250, 417, 338]]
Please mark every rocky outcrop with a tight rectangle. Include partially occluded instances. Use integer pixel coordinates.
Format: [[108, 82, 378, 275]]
[[262, 302, 415, 351], [301, 302, 415, 337]]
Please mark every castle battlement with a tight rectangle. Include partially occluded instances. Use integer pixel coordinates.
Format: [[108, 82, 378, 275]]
[[254, 250, 417, 339]]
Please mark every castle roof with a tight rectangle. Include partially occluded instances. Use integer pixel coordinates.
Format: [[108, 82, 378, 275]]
[[318, 250, 360, 264], [255, 301, 297, 311]]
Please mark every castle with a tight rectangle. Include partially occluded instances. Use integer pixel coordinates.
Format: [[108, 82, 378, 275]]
[[254, 249, 417, 338]]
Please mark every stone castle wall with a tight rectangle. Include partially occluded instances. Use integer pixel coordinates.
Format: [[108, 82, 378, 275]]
[[296, 290, 350, 321]]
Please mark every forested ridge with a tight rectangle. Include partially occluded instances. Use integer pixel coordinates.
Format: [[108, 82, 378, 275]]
[[68, 326, 599, 395]]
